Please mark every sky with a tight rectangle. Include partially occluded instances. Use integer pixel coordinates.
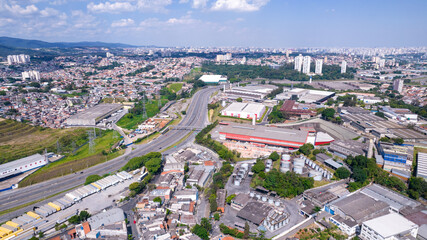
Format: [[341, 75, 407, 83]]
[[0, 0, 426, 48]]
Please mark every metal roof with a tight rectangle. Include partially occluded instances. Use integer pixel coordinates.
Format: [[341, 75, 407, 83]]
[[362, 213, 418, 238], [417, 152, 427, 179], [0, 154, 44, 172]]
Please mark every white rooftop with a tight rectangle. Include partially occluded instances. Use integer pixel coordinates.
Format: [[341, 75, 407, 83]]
[[0, 154, 45, 172], [417, 152, 427, 179], [363, 213, 418, 238], [199, 75, 227, 83]]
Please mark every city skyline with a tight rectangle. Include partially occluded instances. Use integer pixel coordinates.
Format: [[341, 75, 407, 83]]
[[0, 0, 426, 48]]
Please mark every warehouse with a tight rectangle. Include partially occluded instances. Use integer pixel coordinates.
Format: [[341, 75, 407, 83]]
[[0, 154, 47, 180], [275, 88, 335, 103], [237, 202, 272, 226], [66, 104, 122, 126], [218, 124, 309, 149], [199, 75, 227, 84], [223, 84, 278, 100], [221, 102, 265, 120], [280, 100, 317, 119], [417, 152, 427, 179], [360, 213, 418, 240]]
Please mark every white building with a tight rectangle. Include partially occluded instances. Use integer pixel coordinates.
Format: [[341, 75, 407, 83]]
[[393, 79, 404, 93], [302, 56, 311, 74], [360, 213, 418, 240], [22, 71, 41, 81], [216, 53, 232, 62], [379, 59, 386, 68], [221, 102, 265, 120], [417, 152, 427, 180], [341, 60, 347, 74], [7, 54, 30, 65], [294, 54, 303, 72], [106, 52, 114, 58], [315, 59, 323, 75], [199, 75, 227, 84], [0, 154, 48, 180]]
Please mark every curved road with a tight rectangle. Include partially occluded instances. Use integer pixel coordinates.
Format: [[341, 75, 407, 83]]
[[0, 87, 217, 221]]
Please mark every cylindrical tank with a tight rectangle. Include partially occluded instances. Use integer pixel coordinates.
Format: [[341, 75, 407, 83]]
[[241, 163, 249, 171], [282, 154, 290, 161], [268, 199, 274, 204], [280, 167, 290, 173], [281, 161, 290, 168], [275, 201, 281, 207], [262, 196, 267, 202], [234, 180, 240, 186], [250, 192, 255, 197], [256, 194, 261, 199], [293, 158, 304, 167], [315, 165, 320, 171], [293, 167, 303, 174]]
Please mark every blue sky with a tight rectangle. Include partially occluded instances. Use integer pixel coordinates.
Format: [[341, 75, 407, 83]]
[[0, 0, 426, 47]]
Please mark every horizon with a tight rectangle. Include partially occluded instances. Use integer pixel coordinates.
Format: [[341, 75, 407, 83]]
[[0, 0, 426, 48]]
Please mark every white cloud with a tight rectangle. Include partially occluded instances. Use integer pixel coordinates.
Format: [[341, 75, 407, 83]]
[[136, 0, 172, 12], [167, 15, 197, 25], [40, 7, 59, 17], [0, 18, 13, 27], [5, 4, 38, 15], [88, 1, 133, 13], [192, 0, 208, 8], [211, 0, 269, 12], [111, 18, 135, 27]]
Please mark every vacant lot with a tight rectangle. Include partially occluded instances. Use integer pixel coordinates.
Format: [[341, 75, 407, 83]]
[[168, 83, 183, 93], [117, 99, 168, 130], [20, 130, 123, 187], [0, 120, 87, 164]]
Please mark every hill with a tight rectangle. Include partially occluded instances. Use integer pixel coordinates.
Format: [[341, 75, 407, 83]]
[[0, 36, 137, 49]]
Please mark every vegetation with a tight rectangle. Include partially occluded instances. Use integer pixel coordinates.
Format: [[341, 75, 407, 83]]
[[0, 120, 88, 164], [68, 211, 91, 224], [128, 173, 153, 197], [295, 225, 347, 240], [212, 162, 234, 190], [126, 65, 155, 76], [298, 143, 315, 156], [84, 174, 102, 185], [20, 130, 123, 187], [226, 194, 236, 204], [116, 99, 168, 130], [334, 167, 351, 179], [201, 63, 355, 81], [191, 218, 211, 240], [251, 159, 266, 174], [262, 170, 314, 198], [337, 94, 357, 107], [195, 121, 238, 161], [121, 152, 162, 172], [268, 102, 287, 123], [219, 223, 244, 239], [269, 151, 280, 161]]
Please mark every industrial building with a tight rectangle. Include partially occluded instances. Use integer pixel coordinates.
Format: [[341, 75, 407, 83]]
[[360, 213, 418, 240], [237, 202, 272, 226], [328, 140, 369, 158], [275, 88, 335, 104], [417, 152, 427, 180], [66, 104, 122, 126], [221, 102, 266, 120], [223, 84, 278, 100], [360, 184, 420, 212], [381, 106, 418, 123], [0, 154, 48, 180], [199, 75, 227, 84], [280, 100, 317, 119], [218, 124, 309, 149], [326, 193, 390, 236], [377, 142, 413, 172]]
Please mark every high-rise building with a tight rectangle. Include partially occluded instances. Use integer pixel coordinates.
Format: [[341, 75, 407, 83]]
[[22, 71, 41, 81], [324, 56, 328, 63], [379, 59, 386, 68], [315, 59, 323, 74], [294, 54, 303, 72], [393, 79, 404, 93], [341, 60, 347, 74], [216, 53, 232, 62], [302, 56, 311, 74], [7, 54, 30, 65]]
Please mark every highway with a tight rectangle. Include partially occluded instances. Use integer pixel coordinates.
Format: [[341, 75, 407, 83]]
[[0, 87, 217, 222]]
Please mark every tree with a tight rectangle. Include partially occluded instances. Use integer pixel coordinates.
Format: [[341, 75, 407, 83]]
[[408, 177, 427, 199], [236, 97, 243, 102], [226, 194, 236, 204], [392, 138, 404, 145], [201, 218, 212, 232], [269, 151, 280, 161], [85, 175, 102, 185], [251, 159, 265, 174], [68, 215, 80, 224], [153, 197, 162, 204], [129, 182, 141, 193], [145, 157, 162, 173], [375, 111, 385, 118], [334, 167, 351, 179], [79, 211, 91, 221], [209, 194, 217, 212], [321, 108, 335, 120], [299, 143, 314, 156], [214, 213, 220, 221], [192, 224, 209, 240], [244, 222, 250, 239], [352, 167, 367, 183]]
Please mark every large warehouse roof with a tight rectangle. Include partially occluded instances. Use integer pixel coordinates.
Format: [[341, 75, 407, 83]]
[[199, 75, 227, 83], [218, 124, 308, 147], [223, 102, 265, 114], [66, 104, 122, 125], [417, 152, 427, 179], [362, 213, 418, 238], [0, 154, 44, 172]]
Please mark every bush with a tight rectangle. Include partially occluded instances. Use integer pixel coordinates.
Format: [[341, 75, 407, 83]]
[[334, 167, 351, 179], [84, 175, 102, 185], [121, 152, 162, 171]]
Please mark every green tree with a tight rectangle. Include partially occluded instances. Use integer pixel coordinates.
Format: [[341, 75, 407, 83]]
[[334, 167, 351, 179], [145, 157, 162, 173], [321, 108, 336, 120], [408, 177, 427, 199], [236, 97, 243, 102], [68, 215, 80, 224], [192, 224, 209, 240], [226, 194, 236, 204], [209, 194, 217, 212], [244, 222, 250, 239], [251, 159, 265, 174], [85, 175, 102, 185], [153, 197, 162, 204], [392, 138, 404, 145], [299, 143, 314, 156], [269, 151, 280, 161], [375, 111, 385, 118], [201, 218, 212, 232], [79, 211, 91, 221], [352, 168, 367, 183], [214, 213, 220, 221]]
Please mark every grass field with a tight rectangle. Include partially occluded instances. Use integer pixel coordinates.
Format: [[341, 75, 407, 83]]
[[0, 120, 88, 164], [168, 83, 183, 93], [116, 99, 168, 130], [19, 130, 123, 187]]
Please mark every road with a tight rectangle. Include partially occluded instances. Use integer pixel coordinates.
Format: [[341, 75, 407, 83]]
[[0, 87, 217, 222]]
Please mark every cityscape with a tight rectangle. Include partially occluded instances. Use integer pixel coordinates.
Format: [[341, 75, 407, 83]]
[[0, 1, 427, 240]]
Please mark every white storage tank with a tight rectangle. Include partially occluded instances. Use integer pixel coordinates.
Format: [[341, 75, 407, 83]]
[[282, 154, 290, 161], [293, 167, 303, 174], [280, 167, 290, 173], [293, 158, 304, 167], [262, 196, 267, 202], [241, 163, 249, 171], [268, 198, 274, 204], [250, 192, 255, 197], [275, 201, 281, 207], [234, 180, 240, 186]]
